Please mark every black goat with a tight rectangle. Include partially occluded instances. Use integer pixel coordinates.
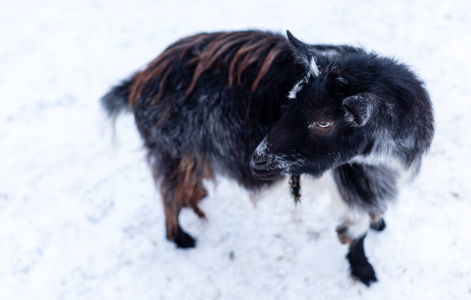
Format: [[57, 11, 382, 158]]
[[101, 30, 434, 285]]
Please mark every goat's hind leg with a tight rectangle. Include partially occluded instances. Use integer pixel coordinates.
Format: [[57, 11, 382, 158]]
[[154, 153, 211, 248], [161, 187, 197, 248]]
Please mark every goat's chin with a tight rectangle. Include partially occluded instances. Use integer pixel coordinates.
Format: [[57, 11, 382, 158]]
[[285, 166, 326, 179]]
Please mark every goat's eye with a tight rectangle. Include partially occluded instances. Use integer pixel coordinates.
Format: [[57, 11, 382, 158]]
[[316, 121, 331, 128], [308, 121, 334, 133]]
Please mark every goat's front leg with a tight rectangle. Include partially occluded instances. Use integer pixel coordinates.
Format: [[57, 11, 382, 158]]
[[347, 234, 377, 286], [335, 209, 377, 285], [369, 212, 386, 231], [333, 163, 399, 285]]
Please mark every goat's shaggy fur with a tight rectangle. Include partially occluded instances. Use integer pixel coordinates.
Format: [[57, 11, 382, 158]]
[[101, 30, 434, 285]]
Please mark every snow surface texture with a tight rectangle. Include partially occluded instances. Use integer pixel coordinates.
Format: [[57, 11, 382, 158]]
[[1, 0, 470, 299]]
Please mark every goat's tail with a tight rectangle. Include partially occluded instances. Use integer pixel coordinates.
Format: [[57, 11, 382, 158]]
[[100, 77, 134, 118]]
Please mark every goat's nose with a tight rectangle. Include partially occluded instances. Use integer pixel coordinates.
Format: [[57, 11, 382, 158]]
[[251, 154, 270, 169]]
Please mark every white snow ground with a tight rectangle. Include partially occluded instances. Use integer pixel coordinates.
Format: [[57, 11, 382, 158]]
[[1, 0, 470, 299]]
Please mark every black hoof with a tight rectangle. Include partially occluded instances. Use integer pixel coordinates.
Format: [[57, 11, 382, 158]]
[[351, 262, 378, 286], [174, 227, 196, 248], [370, 217, 386, 232]]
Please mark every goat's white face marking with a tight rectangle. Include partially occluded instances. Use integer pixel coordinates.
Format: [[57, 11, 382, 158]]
[[309, 58, 320, 77], [288, 58, 321, 100], [288, 75, 310, 99]]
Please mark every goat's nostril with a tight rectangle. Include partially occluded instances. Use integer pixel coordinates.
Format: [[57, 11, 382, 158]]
[[251, 154, 270, 169]]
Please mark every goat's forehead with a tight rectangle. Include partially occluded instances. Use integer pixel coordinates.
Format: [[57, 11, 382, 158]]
[[309, 106, 341, 121], [292, 96, 342, 121], [296, 87, 344, 118], [289, 69, 348, 115], [301, 81, 341, 105]]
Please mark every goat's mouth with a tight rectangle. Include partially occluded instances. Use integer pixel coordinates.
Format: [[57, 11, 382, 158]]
[[251, 167, 283, 180], [250, 160, 284, 180]]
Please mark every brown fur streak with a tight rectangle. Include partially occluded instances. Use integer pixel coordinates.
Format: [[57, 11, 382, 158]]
[[251, 44, 284, 93], [158, 152, 213, 240], [129, 31, 288, 111], [186, 32, 287, 96], [129, 33, 211, 108]]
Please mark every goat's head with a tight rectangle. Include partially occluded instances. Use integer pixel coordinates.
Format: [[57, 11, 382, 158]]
[[250, 31, 390, 180]]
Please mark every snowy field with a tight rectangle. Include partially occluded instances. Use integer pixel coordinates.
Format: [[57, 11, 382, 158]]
[[1, 0, 470, 299]]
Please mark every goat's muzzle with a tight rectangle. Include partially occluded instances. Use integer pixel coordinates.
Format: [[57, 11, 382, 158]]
[[250, 153, 283, 180]]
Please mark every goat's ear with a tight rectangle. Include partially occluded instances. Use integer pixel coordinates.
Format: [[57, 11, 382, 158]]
[[286, 30, 322, 76], [343, 93, 378, 127]]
